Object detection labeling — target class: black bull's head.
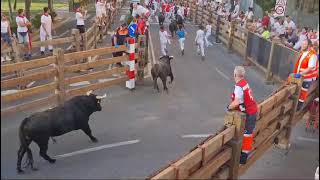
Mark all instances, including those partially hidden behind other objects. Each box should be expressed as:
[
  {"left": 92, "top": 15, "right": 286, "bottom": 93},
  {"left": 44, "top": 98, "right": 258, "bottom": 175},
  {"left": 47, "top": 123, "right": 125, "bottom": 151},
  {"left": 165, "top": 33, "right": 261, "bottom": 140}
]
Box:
[{"left": 86, "top": 90, "right": 107, "bottom": 111}]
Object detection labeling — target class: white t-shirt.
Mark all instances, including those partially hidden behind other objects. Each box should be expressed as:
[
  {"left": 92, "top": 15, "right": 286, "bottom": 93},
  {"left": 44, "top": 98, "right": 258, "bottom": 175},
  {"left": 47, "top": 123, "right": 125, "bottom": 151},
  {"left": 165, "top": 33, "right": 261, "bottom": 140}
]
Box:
[
  {"left": 195, "top": 29, "right": 205, "bottom": 43},
  {"left": 232, "top": 4, "right": 240, "bottom": 17},
  {"left": 284, "top": 20, "right": 296, "bottom": 30},
  {"left": 206, "top": 24, "right": 212, "bottom": 35},
  {"left": 159, "top": 30, "right": 169, "bottom": 44},
  {"left": 234, "top": 85, "right": 244, "bottom": 103},
  {"left": 40, "top": 14, "right": 52, "bottom": 34},
  {"left": 294, "top": 33, "right": 308, "bottom": 50},
  {"left": 76, "top": 12, "right": 85, "bottom": 25},
  {"left": 16, "top": 16, "right": 29, "bottom": 32},
  {"left": 132, "top": 5, "right": 149, "bottom": 17},
  {"left": 274, "top": 22, "right": 285, "bottom": 35},
  {"left": 1, "top": 20, "right": 9, "bottom": 33},
  {"left": 245, "top": 11, "right": 253, "bottom": 20}
]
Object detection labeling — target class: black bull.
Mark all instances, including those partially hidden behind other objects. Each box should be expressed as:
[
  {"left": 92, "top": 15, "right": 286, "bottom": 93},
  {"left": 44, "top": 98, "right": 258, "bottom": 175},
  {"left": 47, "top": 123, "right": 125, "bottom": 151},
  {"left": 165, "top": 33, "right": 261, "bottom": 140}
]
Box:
[
  {"left": 16, "top": 92, "right": 106, "bottom": 173},
  {"left": 151, "top": 55, "right": 174, "bottom": 93}
]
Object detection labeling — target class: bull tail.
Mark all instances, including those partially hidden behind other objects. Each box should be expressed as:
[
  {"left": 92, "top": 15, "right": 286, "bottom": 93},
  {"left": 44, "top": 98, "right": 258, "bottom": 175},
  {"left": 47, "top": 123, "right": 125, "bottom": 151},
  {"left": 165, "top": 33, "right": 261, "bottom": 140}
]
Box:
[{"left": 17, "top": 118, "right": 34, "bottom": 171}]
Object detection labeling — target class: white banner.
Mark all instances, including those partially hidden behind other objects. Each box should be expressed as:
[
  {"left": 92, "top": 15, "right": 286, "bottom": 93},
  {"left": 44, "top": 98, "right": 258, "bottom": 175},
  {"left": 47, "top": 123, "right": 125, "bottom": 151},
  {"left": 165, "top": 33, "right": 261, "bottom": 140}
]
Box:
[{"left": 274, "top": 0, "right": 287, "bottom": 17}]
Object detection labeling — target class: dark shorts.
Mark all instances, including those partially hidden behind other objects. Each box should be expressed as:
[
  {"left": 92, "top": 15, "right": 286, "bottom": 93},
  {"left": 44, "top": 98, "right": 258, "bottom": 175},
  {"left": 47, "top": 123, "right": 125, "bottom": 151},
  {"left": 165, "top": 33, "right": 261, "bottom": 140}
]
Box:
[
  {"left": 77, "top": 25, "right": 85, "bottom": 34},
  {"left": 1, "top": 33, "right": 12, "bottom": 45}
]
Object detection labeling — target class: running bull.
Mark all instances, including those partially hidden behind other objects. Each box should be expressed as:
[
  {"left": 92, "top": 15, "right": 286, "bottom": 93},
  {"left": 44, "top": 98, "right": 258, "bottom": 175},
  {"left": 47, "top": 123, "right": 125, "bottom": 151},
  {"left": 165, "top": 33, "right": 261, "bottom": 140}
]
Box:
[
  {"left": 151, "top": 55, "right": 174, "bottom": 93},
  {"left": 16, "top": 90, "right": 107, "bottom": 173}
]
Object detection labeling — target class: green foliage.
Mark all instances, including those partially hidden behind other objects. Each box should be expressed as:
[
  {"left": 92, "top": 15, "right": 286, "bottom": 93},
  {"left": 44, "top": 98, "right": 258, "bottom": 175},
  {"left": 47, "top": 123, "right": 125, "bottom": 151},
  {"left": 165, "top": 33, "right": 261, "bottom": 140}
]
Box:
[
  {"left": 126, "top": 15, "right": 134, "bottom": 25},
  {"left": 31, "top": 14, "right": 42, "bottom": 29},
  {"left": 254, "top": 0, "right": 276, "bottom": 14}
]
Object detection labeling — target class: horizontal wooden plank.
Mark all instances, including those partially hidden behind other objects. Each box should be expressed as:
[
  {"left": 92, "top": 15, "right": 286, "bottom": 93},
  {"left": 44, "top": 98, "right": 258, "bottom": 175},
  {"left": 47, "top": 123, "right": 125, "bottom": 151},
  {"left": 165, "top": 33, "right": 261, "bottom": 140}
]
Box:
[
  {"left": 253, "top": 120, "right": 278, "bottom": 149},
  {"left": 64, "top": 56, "right": 128, "bottom": 73},
  {"left": 259, "top": 95, "right": 276, "bottom": 116},
  {"left": 254, "top": 105, "right": 282, "bottom": 136},
  {"left": 150, "top": 166, "right": 176, "bottom": 180},
  {"left": 201, "top": 134, "right": 223, "bottom": 165},
  {"left": 212, "top": 166, "right": 230, "bottom": 180},
  {"left": 278, "top": 114, "right": 290, "bottom": 131},
  {"left": 64, "top": 45, "right": 128, "bottom": 63},
  {"left": 220, "top": 125, "right": 236, "bottom": 144},
  {"left": 188, "top": 147, "right": 232, "bottom": 179},
  {"left": 1, "top": 69, "right": 57, "bottom": 89},
  {"left": 65, "top": 67, "right": 127, "bottom": 85},
  {"left": 1, "top": 95, "right": 57, "bottom": 117},
  {"left": 31, "top": 36, "right": 74, "bottom": 48},
  {"left": 173, "top": 148, "right": 203, "bottom": 179},
  {"left": 282, "top": 99, "right": 294, "bottom": 114},
  {"left": 66, "top": 76, "right": 128, "bottom": 98},
  {"left": 1, "top": 82, "right": 57, "bottom": 103},
  {"left": 1, "top": 56, "right": 56, "bottom": 73}
]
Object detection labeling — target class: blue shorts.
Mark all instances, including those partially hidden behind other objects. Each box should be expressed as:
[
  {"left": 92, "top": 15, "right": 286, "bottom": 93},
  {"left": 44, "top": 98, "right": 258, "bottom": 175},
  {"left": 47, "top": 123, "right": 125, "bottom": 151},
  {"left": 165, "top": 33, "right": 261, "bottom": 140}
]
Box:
[
  {"left": 245, "top": 113, "right": 257, "bottom": 134},
  {"left": 1, "top": 33, "right": 12, "bottom": 45},
  {"left": 17, "top": 32, "right": 29, "bottom": 44}
]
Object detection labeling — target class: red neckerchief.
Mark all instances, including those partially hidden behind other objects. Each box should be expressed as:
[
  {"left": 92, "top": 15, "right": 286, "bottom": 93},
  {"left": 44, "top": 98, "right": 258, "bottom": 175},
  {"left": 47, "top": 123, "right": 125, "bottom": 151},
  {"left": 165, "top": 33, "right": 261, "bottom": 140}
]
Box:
[
  {"left": 18, "top": 15, "right": 25, "bottom": 18},
  {"left": 43, "top": 13, "right": 49, "bottom": 17}
]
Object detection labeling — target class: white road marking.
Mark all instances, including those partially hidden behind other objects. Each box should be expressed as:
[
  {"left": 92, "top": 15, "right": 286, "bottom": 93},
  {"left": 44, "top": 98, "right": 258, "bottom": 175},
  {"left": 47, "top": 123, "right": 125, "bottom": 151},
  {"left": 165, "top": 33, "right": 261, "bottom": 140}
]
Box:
[
  {"left": 297, "top": 136, "right": 319, "bottom": 143},
  {"left": 1, "top": 89, "right": 20, "bottom": 95},
  {"left": 98, "top": 78, "right": 117, "bottom": 83},
  {"left": 181, "top": 134, "right": 213, "bottom": 138},
  {"left": 69, "top": 81, "right": 91, "bottom": 87},
  {"left": 120, "top": 15, "right": 126, "bottom": 21},
  {"left": 215, "top": 67, "right": 230, "bottom": 80},
  {"left": 54, "top": 139, "right": 140, "bottom": 159},
  {"left": 26, "top": 81, "right": 35, "bottom": 88}
]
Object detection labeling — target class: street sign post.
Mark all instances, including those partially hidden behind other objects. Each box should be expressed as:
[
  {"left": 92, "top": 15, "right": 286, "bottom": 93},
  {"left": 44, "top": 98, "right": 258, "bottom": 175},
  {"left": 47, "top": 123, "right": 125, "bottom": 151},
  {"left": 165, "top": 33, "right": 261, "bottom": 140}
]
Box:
[{"left": 274, "top": 0, "right": 287, "bottom": 17}]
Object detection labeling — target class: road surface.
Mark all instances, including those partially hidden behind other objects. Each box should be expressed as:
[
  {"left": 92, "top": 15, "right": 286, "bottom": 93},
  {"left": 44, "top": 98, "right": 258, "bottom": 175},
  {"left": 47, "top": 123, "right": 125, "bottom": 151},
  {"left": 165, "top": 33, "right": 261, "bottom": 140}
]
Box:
[{"left": 1, "top": 11, "right": 318, "bottom": 179}]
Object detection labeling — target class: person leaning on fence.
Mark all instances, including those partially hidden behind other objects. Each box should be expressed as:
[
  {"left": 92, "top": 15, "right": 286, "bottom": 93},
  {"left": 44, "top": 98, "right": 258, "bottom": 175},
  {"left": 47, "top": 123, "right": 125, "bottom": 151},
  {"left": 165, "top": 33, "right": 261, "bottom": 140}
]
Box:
[
  {"left": 16, "top": 9, "right": 32, "bottom": 60},
  {"left": 227, "top": 66, "right": 258, "bottom": 165},
  {"left": 112, "top": 23, "right": 129, "bottom": 67},
  {"left": 40, "top": 7, "right": 54, "bottom": 56},
  {"left": 1, "top": 13, "right": 13, "bottom": 62},
  {"left": 293, "top": 39, "right": 319, "bottom": 111}
]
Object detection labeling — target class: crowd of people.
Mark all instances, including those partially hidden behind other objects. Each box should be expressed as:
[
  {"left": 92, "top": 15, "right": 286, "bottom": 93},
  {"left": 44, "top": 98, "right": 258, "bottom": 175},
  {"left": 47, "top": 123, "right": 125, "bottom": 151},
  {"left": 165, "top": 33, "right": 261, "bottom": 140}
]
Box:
[{"left": 1, "top": 0, "right": 117, "bottom": 62}]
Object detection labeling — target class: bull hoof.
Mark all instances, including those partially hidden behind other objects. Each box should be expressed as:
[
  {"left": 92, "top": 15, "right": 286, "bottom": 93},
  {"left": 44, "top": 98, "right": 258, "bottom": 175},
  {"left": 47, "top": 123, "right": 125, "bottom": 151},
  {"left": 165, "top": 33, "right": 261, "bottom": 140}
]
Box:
[
  {"left": 17, "top": 168, "right": 25, "bottom": 174},
  {"left": 49, "top": 159, "right": 56, "bottom": 164},
  {"left": 91, "top": 138, "right": 98, "bottom": 143}
]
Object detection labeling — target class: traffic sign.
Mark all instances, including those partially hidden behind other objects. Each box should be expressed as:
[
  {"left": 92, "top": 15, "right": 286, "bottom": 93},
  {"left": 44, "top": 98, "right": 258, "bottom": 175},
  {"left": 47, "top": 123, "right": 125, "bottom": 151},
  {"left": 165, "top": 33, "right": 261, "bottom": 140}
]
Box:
[
  {"left": 274, "top": 0, "right": 287, "bottom": 17},
  {"left": 128, "top": 23, "right": 137, "bottom": 37}
]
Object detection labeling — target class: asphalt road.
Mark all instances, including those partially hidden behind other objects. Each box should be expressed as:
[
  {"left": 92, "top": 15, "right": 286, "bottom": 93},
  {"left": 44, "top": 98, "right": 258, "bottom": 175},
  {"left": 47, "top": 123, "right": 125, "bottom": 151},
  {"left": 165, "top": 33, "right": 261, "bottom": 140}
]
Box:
[{"left": 1, "top": 14, "right": 318, "bottom": 179}]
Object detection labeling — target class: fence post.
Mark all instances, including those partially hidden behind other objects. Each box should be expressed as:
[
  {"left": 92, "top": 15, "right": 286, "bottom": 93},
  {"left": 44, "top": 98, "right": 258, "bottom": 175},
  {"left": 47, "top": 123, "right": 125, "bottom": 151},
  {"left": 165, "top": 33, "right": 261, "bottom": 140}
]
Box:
[
  {"left": 72, "top": 29, "right": 80, "bottom": 52},
  {"left": 265, "top": 41, "right": 275, "bottom": 84},
  {"left": 228, "top": 21, "right": 235, "bottom": 52},
  {"left": 12, "top": 38, "right": 26, "bottom": 89},
  {"left": 126, "top": 37, "right": 136, "bottom": 90},
  {"left": 93, "top": 23, "right": 98, "bottom": 49},
  {"left": 224, "top": 111, "right": 246, "bottom": 179},
  {"left": 137, "top": 35, "right": 146, "bottom": 84},
  {"left": 275, "top": 73, "right": 303, "bottom": 150},
  {"left": 53, "top": 48, "right": 66, "bottom": 105}
]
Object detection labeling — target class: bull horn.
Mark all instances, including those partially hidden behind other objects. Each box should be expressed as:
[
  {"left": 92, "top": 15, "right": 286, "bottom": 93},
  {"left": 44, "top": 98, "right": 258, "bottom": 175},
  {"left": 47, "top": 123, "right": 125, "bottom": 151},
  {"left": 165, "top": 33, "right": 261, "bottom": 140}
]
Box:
[
  {"left": 86, "top": 90, "right": 93, "bottom": 96},
  {"left": 96, "top": 93, "right": 107, "bottom": 99}
]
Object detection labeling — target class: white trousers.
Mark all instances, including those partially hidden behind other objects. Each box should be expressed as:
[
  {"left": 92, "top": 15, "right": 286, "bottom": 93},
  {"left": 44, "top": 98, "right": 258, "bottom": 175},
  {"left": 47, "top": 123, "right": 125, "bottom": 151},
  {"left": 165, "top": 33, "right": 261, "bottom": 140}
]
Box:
[
  {"left": 178, "top": 38, "right": 185, "bottom": 51},
  {"left": 40, "top": 31, "right": 53, "bottom": 52},
  {"left": 205, "top": 33, "right": 212, "bottom": 47},
  {"left": 197, "top": 40, "right": 205, "bottom": 56},
  {"left": 160, "top": 42, "right": 168, "bottom": 56}
]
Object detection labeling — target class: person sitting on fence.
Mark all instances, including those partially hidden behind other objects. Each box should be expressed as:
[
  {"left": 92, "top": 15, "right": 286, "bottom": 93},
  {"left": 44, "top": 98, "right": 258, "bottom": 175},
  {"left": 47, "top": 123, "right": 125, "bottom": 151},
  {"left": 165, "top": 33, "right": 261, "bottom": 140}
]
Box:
[
  {"left": 293, "top": 39, "right": 319, "bottom": 111},
  {"left": 1, "top": 13, "right": 13, "bottom": 62},
  {"left": 227, "top": 66, "right": 258, "bottom": 165},
  {"left": 75, "top": 6, "right": 87, "bottom": 46},
  {"left": 16, "top": 9, "right": 32, "bottom": 60},
  {"left": 40, "top": 7, "right": 54, "bottom": 56},
  {"left": 112, "top": 23, "right": 129, "bottom": 68}
]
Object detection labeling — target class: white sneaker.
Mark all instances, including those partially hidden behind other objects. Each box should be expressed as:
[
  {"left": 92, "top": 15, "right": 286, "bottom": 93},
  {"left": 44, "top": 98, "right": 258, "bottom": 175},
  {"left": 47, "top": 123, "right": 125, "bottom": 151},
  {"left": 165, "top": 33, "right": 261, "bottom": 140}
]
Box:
[{"left": 5, "top": 55, "right": 12, "bottom": 61}]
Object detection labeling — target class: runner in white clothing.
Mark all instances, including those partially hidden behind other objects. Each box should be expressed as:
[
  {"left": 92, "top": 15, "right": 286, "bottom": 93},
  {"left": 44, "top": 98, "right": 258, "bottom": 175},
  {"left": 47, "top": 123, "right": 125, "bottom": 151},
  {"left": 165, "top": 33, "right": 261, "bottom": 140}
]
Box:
[
  {"left": 205, "top": 24, "right": 212, "bottom": 47},
  {"left": 40, "top": 7, "right": 54, "bottom": 55},
  {"left": 159, "top": 25, "right": 171, "bottom": 56},
  {"left": 195, "top": 25, "right": 205, "bottom": 60}
]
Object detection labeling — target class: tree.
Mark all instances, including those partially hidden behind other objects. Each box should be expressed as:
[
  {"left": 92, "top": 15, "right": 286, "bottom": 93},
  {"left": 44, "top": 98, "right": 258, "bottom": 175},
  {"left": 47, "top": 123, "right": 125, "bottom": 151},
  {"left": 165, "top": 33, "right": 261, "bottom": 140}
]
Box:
[
  {"left": 7, "top": 0, "right": 13, "bottom": 21},
  {"left": 48, "top": 0, "right": 53, "bottom": 12},
  {"left": 13, "top": 0, "right": 31, "bottom": 19},
  {"left": 254, "top": 0, "right": 276, "bottom": 15}
]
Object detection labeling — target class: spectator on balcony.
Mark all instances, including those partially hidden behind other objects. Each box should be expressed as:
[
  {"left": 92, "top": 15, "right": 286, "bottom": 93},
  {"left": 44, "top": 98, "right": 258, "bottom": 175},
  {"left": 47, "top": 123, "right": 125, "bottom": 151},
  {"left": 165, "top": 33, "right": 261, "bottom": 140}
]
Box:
[
  {"left": 40, "top": 7, "right": 54, "bottom": 56},
  {"left": 244, "top": 7, "right": 254, "bottom": 23},
  {"left": 284, "top": 15, "right": 296, "bottom": 31},
  {"left": 1, "top": 13, "right": 12, "bottom": 62},
  {"left": 274, "top": 18, "right": 285, "bottom": 38},
  {"left": 16, "top": 9, "right": 32, "bottom": 60},
  {"left": 261, "top": 11, "right": 270, "bottom": 28}
]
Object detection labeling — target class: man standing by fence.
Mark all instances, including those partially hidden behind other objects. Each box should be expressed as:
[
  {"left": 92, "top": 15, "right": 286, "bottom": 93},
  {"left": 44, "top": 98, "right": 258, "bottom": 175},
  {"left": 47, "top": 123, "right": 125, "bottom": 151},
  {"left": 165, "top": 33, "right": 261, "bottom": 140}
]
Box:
[
  {"left": 40, "top": 7, "right": 53, "bottom": 55},
  {"left": 227, "top": 66, "right": 258, "bottom": 165},
  {"left": 293, "top": 39, "right": 319, "bottom": 111}
]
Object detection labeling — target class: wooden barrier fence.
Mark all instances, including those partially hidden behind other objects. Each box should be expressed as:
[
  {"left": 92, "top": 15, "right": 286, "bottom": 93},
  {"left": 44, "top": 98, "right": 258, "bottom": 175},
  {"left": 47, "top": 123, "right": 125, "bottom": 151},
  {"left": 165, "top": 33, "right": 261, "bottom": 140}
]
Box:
[
  {"left": 1, "top": 34, "right": 148, "bottom": 116},
  {"left": 148, "top": 74, "right": 319, "bottom": 179}
]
